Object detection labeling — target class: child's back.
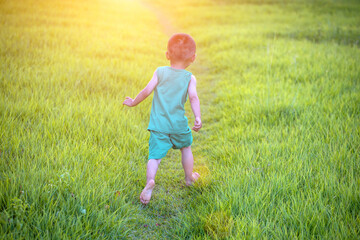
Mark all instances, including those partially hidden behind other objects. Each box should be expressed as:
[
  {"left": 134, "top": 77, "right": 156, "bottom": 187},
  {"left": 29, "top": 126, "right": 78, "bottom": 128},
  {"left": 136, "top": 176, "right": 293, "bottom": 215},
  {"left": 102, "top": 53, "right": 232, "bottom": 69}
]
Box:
[{"left": 148, "top": 66, "right": 192, "bottom": 133}]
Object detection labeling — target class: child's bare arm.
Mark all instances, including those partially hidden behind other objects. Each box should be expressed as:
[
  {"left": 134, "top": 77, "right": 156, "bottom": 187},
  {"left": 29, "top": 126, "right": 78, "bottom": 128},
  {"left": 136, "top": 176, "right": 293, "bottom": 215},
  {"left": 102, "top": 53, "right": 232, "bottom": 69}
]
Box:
[
  {"left": 188, "top": 75, "right": 202, "bottom": 132},
  {"left": 123, "top": 71, "right": 158, "bottom": 107}
]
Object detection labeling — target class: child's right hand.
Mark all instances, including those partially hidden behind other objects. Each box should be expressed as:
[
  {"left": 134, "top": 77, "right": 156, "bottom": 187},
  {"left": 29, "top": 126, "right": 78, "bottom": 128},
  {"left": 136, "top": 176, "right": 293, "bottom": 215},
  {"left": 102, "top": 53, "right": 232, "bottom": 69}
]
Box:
[
  {"left": 123, "top": 97, "right": 134, "bottom": 107},
  {"left": 192, "top": 117, "right": 202, "bottom": 132}
]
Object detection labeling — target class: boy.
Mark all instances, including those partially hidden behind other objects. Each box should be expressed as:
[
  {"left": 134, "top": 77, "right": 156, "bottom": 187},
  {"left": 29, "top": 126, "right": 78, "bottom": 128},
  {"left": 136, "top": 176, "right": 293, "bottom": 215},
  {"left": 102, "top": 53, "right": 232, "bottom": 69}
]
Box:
[{"left": 123, "top": 33, "right": 202, "bottom": 205}]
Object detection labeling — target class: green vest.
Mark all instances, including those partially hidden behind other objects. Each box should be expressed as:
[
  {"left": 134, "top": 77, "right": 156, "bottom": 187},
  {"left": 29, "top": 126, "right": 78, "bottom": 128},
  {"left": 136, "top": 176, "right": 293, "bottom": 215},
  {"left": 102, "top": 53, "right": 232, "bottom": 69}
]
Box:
[{"left": 147, "top": 66, "right": 192, "bottom": 134}]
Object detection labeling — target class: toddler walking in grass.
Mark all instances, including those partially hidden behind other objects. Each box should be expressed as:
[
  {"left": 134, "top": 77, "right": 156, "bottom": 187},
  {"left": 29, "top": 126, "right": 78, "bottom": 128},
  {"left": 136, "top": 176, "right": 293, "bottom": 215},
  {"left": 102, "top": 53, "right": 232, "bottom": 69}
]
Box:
[{"left": 123, "top": 33, "right": 202, "bottom": 205}]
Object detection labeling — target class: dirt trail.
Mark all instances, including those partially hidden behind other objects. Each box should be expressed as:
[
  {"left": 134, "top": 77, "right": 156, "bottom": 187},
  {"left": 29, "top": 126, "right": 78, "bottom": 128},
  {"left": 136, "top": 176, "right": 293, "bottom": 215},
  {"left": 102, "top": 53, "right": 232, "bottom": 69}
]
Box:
[
  {"left": 129, "top": 1, "right": 216, "bottom": 239},
  {"left": 140, "top": 1, "right": 177, "bottom": 36}
]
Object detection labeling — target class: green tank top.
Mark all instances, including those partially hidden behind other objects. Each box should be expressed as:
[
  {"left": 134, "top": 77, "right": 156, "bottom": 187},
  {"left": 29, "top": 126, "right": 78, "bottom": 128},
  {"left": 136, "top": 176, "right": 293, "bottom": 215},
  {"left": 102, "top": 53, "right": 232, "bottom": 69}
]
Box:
[{"left": 147, "top": 66, "right": 192, "bottom": 134}]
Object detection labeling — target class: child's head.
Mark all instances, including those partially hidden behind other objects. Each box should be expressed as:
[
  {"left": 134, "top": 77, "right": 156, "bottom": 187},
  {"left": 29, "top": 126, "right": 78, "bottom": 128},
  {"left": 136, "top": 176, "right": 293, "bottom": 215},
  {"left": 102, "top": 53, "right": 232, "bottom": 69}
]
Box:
[{"left": 166, "top": 33, "right": 196, "bottom": 65}]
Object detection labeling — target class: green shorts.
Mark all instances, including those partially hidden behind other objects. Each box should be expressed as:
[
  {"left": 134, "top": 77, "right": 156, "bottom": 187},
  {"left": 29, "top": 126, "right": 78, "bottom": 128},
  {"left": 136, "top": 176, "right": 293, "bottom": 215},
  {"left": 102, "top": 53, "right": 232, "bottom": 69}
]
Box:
[{"left": 148, "top": 128, "right": 193, "bottom": 160}]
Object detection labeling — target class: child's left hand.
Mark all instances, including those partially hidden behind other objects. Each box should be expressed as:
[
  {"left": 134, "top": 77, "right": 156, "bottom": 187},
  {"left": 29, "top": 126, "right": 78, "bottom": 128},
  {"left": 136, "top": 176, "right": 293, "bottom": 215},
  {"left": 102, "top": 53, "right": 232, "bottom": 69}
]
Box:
[{"left": 123, "top": 97, "right": 134, "bottom": 107}]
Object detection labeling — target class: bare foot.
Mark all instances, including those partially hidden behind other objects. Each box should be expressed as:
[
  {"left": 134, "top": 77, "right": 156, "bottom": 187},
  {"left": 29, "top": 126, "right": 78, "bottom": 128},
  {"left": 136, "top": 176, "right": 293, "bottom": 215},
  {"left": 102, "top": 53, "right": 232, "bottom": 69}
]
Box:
[
  {"left": 140, "top": 180, "right": 155, "bottom": 205},
  {"left": 186, "top": 172, "right": 200, "bottom": 186}
]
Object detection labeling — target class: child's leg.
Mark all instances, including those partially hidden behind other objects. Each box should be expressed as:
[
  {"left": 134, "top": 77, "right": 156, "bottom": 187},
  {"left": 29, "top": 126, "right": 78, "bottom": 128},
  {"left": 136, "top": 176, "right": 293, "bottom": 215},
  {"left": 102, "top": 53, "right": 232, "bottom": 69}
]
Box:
[
  {"left": 180, "top": 146, "right": 200, "bottom": 186},
  {"left": 140, "top": 159, "right": 161, "bottom": 205},
  {"left": 146, "top": 159, "right": 161, "bottom": 183}
]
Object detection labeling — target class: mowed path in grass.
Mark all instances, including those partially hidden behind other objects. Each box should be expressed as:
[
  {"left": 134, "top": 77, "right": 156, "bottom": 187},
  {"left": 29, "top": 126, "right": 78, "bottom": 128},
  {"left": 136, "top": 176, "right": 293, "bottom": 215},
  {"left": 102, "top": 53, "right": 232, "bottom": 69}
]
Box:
[{"left": 126, "top": 1, "right": 216, "bottom": 239}]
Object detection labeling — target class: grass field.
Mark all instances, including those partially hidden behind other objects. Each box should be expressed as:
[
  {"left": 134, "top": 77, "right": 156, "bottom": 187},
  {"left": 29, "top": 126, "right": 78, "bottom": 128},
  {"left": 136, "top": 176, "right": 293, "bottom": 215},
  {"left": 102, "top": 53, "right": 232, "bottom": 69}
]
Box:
[{"left": 1, "top": 0, "right": 359, "bottom": 239}]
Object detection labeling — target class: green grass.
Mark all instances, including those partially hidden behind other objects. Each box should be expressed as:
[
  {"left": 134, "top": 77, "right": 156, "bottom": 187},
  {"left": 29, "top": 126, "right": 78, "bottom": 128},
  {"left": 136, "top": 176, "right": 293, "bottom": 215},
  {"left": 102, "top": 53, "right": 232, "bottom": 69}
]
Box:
[{"left": 1, "top": 0, "right": 359, "bottom": 239}]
